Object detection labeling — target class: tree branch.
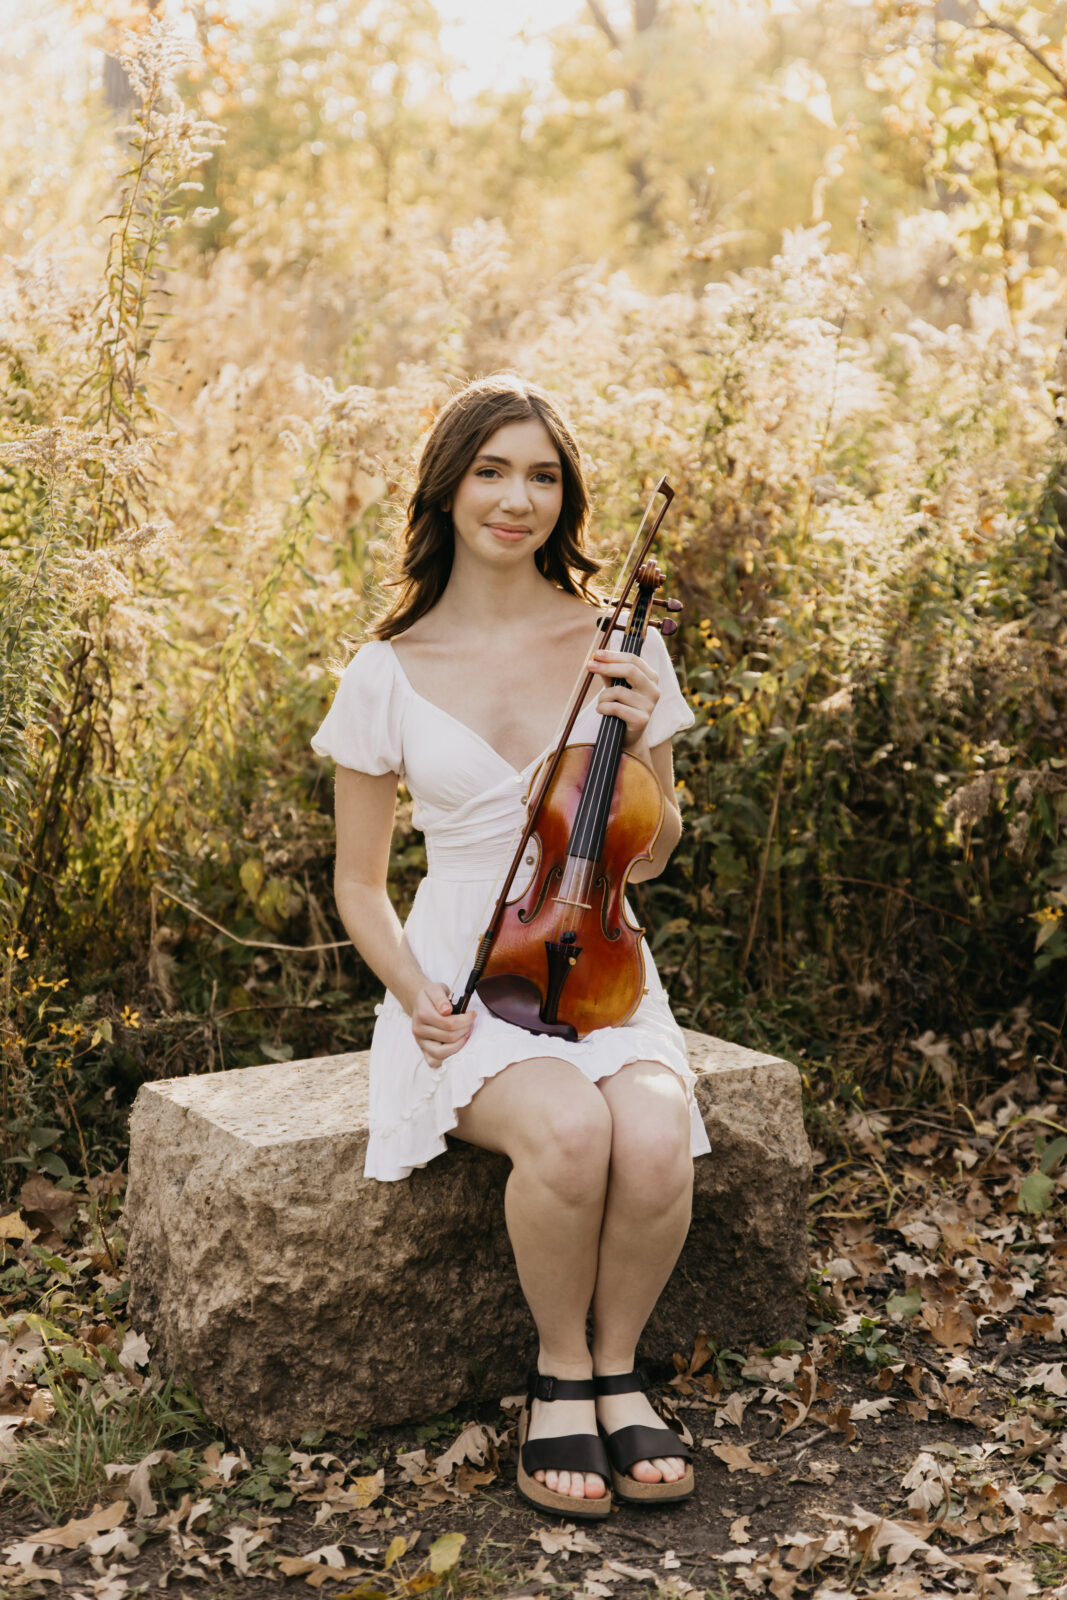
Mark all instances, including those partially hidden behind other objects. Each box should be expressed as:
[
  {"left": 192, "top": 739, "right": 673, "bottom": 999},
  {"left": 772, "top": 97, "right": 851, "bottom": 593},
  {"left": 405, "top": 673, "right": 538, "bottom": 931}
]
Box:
[
  {"left": 973, "top": 6, "right": 1067, "bottom": 102},
  {"left": 586, "top": 0, "right": 622, "bottom": 50}
]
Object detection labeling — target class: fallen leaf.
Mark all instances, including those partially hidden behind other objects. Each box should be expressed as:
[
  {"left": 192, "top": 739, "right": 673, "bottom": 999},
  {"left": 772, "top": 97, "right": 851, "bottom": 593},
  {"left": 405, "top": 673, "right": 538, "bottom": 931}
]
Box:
[
  {"left": 219, "top": 1523, "right": 268, "bottom": 1577},
  {"left": 27, "top": 1388, "right": 54, "bottom": 1424},
  {"left": 533, "top": 1525, "right": 601, "bottom": 1557},
  {"left": 31, "top": 1501, "right": 129, "bottom": 1550},
  {"left": 395, "top": 1448, "right": 428, "bottom": 1482},
  {"left": 118, "top": 1330, "right": 151, "bottom": 1373},
  {"left": 902, "top": 1452, "right": 948, "bottom": 1514},
  {"left": 811, "top": 1404, "right": 858, "bottom": 1443},
  {"left": 105, "top": 1449, "right": 174, "bottom": 1517},
  {"left": 835, "top": 1506, "right": 957, "bottom": 1569},
  {"left": 849, "top": 1396, "right": 895, "bottom": 1421},
  {"left": 19, "top": 1175, "right": 79, "bottom": 1235},
  {"left": 685, "top": 1330, "right": 715, "bottom": 1376},
  {"left": 383, "top": 1536, "right": 406, "bottom": 1570},
  {"left": 1021, "top": 1361, "right": 1067, "bottom": 1397},
  {"left": 921, "top": 1302, "right": 976, "bottom": 1351},
  {"left": 350, "top": 1472, "right": 385, "bottom": 1508},
  {"left": 312, "top": 1469, "right": 385, "bottom": 1521},
  {"left": 729, "top": 1515, "right": 752, "bottom": 1543},
  {"left": 428, "top": 1532, "right": 465, "bottom": 1574},
  {"left": 87, "top": 1527, "right": 140, "bottom": 1561},
  {"left": 0, "top": 1416, "right": 30, "bottom": 1461},
  {"left": 1, "top": 1556, "right": 63, "bottom": 1584},
  {"left": 199, "top": 1444, "right": 249, "bottom": 1486},
  {"left": 276, "top": 1546, "right": 353, "bottom": 1586},
  {"left": 714, "top": 1391, "right": 750, "bottom": 1429},
  {"left": 658, "top": 1577, "right": 699, "bottom": 1598},
  {"left": 710, "top": 1442, "right": 777, "bottom": 1476},
  {"left": 434, "top": 1423, "right": 491, "bottom": 1478},
  {"left": 453, "top": 1462, "right": 496, "bottom": 1494},
  {"left": 0, "top": 1212, "right": 35, "bottom": 1245}
]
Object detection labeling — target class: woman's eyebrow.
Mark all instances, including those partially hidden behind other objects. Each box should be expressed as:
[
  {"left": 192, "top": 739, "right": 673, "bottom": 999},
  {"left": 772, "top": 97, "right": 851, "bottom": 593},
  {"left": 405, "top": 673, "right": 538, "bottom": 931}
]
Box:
[{"left": 473, "top": 453, "right": 561, "bottom": 469}]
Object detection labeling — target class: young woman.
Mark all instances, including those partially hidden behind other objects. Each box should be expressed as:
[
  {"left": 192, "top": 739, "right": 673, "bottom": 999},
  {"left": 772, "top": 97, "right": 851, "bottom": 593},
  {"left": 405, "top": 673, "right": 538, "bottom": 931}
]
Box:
[{"left": 311, "top": 373, "right": 711, "bottom": 1518}]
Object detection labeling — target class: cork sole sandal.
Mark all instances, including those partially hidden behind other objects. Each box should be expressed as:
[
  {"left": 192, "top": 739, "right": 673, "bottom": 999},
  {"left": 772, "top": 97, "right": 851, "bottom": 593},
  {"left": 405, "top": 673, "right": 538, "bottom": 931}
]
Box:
[
  {"left": 595, "top": 1370, "right": 695, "bottom": 1506},
  {"left": 515, "top": 1373, "right": 613, "bottom": 1521}
]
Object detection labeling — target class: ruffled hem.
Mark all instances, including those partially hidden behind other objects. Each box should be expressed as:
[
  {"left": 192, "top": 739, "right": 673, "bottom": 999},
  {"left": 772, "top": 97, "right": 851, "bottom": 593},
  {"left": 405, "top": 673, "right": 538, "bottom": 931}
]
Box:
[{"left": 363, "top": 993, "right": 712, "bottom": 1183}]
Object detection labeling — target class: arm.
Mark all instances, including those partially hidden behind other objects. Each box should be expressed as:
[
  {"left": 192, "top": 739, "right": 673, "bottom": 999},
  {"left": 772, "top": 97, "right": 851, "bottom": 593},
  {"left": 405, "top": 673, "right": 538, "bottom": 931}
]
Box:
[{"left": 333, "top": 765, "right": 472, "bottom": 1066}]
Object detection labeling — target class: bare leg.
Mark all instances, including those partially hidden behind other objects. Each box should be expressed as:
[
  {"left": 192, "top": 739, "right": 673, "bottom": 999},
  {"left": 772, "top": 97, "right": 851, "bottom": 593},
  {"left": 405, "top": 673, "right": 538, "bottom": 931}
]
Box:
[
  {"left": 451, "top": 1057, "right": 612, "bottom": 1501},
  {"left": 592, "top": 1061, "right": 694, "bottom": 1484}
]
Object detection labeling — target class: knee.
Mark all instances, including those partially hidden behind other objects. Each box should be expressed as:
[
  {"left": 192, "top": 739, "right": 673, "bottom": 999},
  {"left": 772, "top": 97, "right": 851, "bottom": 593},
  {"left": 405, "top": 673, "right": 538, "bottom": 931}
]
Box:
[
  {"left": 610, "top": 1104, "right": 693, "bottom": 1209},
  {"left": 520, "top": 1085, "right": 613, "bottom": 1204}
]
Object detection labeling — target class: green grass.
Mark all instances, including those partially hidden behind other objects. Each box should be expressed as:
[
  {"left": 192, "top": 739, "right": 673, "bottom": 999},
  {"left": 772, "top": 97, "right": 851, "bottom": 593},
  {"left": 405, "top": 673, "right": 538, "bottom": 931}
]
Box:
[{"left": 3, "top": 1371, "right": 208, "bottom": 1518}]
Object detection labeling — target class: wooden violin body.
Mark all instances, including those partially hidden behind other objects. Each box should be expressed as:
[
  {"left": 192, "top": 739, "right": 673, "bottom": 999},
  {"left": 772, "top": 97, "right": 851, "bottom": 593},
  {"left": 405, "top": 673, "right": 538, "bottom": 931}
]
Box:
[{"left": 477, "top": 745, "right": 665, "bottom": 1040}]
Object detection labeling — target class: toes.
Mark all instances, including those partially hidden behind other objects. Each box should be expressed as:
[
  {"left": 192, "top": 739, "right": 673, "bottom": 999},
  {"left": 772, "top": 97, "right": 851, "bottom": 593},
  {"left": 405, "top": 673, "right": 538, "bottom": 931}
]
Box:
[
  {"left": 544, "top": 1469, "right": 559, "bottom": 1491},
  {"left": 629, "top": 1456, "right": 688, "bottom": 1483},
  {"left": 584, "top": 1474, "right": 607, "bottom": 1499}
]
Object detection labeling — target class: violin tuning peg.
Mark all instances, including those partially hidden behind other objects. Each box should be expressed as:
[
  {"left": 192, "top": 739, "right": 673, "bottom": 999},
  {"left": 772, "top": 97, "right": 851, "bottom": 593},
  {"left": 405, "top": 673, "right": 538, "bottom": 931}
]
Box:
[
  {"left": 652, "top": 596, "right": 683, "bottom": 613},
  {"left": 659, "top": 617, "right": 679, "bottom": 636}
]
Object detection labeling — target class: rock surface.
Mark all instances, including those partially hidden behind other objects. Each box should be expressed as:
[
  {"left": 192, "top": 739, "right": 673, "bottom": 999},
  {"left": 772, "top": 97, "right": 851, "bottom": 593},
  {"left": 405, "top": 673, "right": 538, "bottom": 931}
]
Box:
[{"left": 125, "top": 1031, "right": 811, "bottom": 1446}]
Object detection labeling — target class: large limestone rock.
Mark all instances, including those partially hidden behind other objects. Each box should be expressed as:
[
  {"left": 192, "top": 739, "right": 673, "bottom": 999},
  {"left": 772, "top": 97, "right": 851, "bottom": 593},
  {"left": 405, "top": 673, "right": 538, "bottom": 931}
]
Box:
[{"left": 125, "top": 1032, "right": 810, "bottom": 1447}]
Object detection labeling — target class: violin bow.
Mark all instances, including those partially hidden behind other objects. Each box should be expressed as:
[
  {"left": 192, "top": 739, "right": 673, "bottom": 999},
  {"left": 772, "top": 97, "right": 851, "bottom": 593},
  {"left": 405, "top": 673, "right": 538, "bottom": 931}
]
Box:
[{"left": 451, "top": 476, "right": 676, "bottom": 1015}]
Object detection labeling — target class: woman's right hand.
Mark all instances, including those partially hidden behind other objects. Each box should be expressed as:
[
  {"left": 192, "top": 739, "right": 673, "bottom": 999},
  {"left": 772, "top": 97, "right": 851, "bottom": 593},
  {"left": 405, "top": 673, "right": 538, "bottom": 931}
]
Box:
[{"left": 411, "top": 982, "right": 474, "bottom": 1069}]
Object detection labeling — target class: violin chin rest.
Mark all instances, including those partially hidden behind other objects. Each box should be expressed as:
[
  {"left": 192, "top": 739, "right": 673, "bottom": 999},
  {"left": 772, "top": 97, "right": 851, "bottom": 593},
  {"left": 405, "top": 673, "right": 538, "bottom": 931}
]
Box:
[{"left": 476, "top": 974, "right": 580, "bottom": 1043}]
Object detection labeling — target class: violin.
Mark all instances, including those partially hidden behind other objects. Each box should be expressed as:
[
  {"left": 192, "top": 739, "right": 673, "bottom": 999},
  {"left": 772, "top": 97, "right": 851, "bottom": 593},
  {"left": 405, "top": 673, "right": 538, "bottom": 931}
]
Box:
[{"left": 451, "top": 479, "right": 683, "bottom": 1040}]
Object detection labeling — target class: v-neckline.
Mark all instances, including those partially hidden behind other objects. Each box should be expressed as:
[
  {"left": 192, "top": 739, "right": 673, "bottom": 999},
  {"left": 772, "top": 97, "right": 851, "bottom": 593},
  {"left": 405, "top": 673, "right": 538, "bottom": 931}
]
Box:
[{"left": 385, "top": 640, "right": 554, "bottom": 777}]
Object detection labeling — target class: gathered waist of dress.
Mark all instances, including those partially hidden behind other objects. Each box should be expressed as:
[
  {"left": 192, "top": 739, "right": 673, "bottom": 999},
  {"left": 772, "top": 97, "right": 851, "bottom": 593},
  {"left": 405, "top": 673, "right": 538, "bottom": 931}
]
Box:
[
  {"left": 419, "top": 798, "right": 520, "bottom": 881},
  {"left": 424, "top": 835, "right": 537, "bottom": 891}
]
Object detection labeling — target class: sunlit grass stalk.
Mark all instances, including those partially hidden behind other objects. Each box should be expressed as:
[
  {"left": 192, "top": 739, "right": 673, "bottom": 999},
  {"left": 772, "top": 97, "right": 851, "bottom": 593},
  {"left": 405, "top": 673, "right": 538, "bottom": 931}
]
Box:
[
  {"left": 97, "top": 439, "right": 332, "bottom": 904},
  {"left": 737, "top": 209, "right": 871, "bottom": 982},
  {"left": 14, "top": 23, "right": 220, "bottom": 948}
]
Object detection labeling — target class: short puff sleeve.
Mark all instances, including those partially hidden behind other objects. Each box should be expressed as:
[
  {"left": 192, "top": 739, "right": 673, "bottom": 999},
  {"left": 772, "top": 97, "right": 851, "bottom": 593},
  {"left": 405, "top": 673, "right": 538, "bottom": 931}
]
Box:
[
  {"left": 642, "top": 624, "right": 695, "bottom": 747},
  {"left": 310, "top": 640, "right": 405, "bottom": 777}
]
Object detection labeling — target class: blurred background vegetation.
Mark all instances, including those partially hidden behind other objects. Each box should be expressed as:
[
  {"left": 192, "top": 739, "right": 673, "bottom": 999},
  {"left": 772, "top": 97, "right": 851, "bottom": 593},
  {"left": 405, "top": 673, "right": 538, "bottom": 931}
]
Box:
[{"left": 1, "top": 0, "right": 1066, "bottom": 1195}]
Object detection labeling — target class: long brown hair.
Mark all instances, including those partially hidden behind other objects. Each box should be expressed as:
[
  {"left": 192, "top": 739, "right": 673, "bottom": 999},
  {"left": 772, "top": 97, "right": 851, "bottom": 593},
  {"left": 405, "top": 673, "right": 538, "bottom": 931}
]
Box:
[{"left": 370, "top": 373, "right": 600, "bottom": 640}]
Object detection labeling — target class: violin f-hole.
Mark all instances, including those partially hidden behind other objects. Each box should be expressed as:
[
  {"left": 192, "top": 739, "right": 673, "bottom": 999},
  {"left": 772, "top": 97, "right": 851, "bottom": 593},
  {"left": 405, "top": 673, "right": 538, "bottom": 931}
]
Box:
[
  {"left": 518, "top": 863, "right": 563, "bottom": 925},
  {"left": 595, "top": 873, "right": 622, "bottom": 942}
]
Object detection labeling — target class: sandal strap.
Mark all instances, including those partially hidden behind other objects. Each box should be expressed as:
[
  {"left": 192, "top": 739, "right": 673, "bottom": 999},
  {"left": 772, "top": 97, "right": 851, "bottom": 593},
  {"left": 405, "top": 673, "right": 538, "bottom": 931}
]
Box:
[
  {"left": 600, "top": 1422, "right": 692, "bottom": 1475},
  {"left": 526, "top": 1370, "right": 597, "bottom": 1403},
  {"left": 593, "top": 1366, "right": 653, "bottom": 1396},
  {"left": 521, "top": 1430, "right": 612, "bottom": 1480}
]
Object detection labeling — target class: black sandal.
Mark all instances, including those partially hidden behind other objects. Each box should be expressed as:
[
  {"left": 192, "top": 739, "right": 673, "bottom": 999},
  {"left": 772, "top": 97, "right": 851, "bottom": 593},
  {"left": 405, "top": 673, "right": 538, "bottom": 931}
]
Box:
[
  {"left": 516, "top": 1371, "right": 613, "bottom": 1519},
  {"left": 594, "top": 1368, "right": 694, "bottom": 1504}
]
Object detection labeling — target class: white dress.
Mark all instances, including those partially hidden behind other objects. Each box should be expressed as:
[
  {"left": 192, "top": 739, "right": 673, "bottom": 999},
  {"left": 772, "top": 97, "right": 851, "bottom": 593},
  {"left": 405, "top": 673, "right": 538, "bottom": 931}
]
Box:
[{"left": 311, "top": 626, "right": 713, "bottom": 1182}]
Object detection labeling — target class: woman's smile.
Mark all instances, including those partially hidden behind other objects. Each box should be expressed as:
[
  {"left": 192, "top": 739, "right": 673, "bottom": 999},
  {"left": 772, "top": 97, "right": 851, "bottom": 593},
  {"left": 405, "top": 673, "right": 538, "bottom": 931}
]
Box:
[{"left": 450, "top": 417, "right": 564, "bottom": 563}]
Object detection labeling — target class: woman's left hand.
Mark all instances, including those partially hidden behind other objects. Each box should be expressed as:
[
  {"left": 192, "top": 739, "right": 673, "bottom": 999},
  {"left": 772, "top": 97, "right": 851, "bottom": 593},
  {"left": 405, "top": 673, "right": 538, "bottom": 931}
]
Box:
[{"left": 588, "top": 648, "right": 660, "bottom": 749}]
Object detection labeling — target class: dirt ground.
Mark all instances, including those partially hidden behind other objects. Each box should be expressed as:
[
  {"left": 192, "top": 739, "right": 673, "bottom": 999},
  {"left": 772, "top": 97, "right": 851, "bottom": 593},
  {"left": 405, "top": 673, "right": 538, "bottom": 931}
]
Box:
[{"left": 2, "top": 1048, "right": 1067, "bottom": 1599}]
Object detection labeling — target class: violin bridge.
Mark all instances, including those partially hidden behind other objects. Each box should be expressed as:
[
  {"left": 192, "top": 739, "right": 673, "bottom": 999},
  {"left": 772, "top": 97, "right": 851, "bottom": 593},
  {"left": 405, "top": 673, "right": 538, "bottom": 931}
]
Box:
[{"left": 551, "top": 895, "right": 594, "bottom": 911}]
